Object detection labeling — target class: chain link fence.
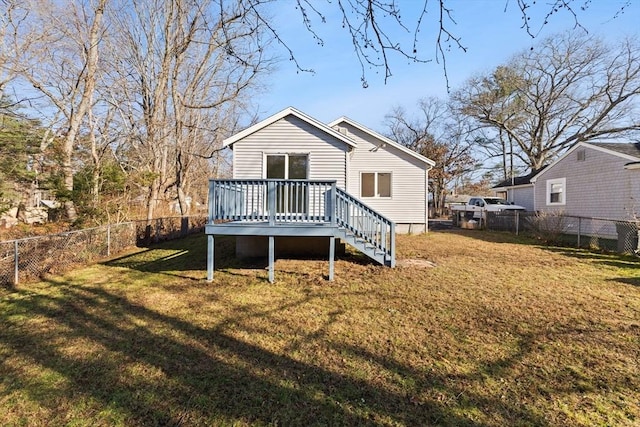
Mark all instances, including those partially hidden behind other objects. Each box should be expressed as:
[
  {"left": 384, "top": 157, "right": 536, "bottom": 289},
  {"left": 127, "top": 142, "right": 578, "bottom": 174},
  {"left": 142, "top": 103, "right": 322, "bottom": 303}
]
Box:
[
  {"left": 1, "top": 216, "right": 207, "bottom": 286},
  {"left": 134, "top": 216, "right": 207, "bottom": 246},
  {"left": 485, "top": 211, "right": 640, "bottom": 254}
]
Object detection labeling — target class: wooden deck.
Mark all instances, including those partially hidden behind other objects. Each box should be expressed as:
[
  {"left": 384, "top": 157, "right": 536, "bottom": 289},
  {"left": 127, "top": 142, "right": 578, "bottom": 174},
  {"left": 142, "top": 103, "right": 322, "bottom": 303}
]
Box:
[{"left": 206, "top": 179, "right": 395, "bottom": 282}]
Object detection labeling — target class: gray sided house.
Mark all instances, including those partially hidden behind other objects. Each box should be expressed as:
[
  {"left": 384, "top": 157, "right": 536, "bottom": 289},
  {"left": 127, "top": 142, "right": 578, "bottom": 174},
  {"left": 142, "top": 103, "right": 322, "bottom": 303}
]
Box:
[
  {"left": 205, "top": 107, "right": 435, "bottom": 282},
  {"left": 531, "top": 142, "right": 640, "bottom": 219}
]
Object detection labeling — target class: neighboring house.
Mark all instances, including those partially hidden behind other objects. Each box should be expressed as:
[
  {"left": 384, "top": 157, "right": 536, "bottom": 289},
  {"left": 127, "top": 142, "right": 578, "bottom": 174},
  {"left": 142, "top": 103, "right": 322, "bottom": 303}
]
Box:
[
  {"left": 205, "top": 107, "right": 435, "bottom": 282},
  {"left": 530, "top": 142, "right": 640, "bottom": 219},
  {"left": 492, "top": 168, "right": 546, "bottom": 212}
]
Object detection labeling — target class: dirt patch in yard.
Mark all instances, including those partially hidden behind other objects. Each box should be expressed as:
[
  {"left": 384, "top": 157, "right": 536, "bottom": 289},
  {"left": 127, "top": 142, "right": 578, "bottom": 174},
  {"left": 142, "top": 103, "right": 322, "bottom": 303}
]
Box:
[{"left": 396, "top": 258, "right": 437, "bottom": 268}]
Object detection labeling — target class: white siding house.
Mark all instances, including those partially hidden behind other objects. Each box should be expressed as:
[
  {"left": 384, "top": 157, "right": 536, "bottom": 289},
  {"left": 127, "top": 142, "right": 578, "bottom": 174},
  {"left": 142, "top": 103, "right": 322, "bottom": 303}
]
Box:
[
  {"left": 230, "top": 112, "right": 353, "bottom": 188},
  {"left": 531, "top": 142, "right": 640, "bottom": 219},
  {"left": 223, "top": 107, "right": 435, "bottom": 233},
  {"left": 329, "top": 117, "right": 434, "bottom": 233}
]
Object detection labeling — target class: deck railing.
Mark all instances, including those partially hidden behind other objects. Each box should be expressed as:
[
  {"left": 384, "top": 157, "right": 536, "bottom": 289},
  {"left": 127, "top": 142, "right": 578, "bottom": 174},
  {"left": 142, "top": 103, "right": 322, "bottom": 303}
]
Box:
[
  {"left": 335, "top": 187, "right": 395, "bottom": 264},
  {"left": 209, "top": 179, "right": 337, "bottom": 224},
  {"left": 208, "top": 179, "right": 394, "bottom": 265}
]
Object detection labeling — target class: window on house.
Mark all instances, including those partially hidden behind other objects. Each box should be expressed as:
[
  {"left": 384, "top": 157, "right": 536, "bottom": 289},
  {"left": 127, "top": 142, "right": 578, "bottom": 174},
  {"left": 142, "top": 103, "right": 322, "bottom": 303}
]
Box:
[
  {"left": 577, "top": 149, "right": 586, "bottom": 161},
  {"left": 361, "top": 172, "right": 392, "bottom": 198},
  {"left": 546, "top": 178, "right": 566, "bottom": 206}
]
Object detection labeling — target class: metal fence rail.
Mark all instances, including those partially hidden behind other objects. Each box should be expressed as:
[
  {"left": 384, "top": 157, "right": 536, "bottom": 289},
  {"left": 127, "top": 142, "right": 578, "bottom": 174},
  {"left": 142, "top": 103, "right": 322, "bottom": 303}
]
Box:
[
  {"left": 485, "top": 211, "right": 640, "bottom": 254},
  {"left": 1, "top": 216, "right": 207, "bottom": 286}
]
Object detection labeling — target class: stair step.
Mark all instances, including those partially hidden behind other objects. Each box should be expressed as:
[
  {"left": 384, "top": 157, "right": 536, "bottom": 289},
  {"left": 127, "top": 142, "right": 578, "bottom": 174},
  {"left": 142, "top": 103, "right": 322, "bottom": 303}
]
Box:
[{"left": 335, "top": 227, "right": 393, "bottom": 267}]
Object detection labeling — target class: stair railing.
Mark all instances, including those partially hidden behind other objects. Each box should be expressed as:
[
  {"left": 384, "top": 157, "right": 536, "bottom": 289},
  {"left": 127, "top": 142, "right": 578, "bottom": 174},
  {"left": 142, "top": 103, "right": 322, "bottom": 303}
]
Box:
[{"left": 334, "top": 188, "right": 395, "bottom": 266}]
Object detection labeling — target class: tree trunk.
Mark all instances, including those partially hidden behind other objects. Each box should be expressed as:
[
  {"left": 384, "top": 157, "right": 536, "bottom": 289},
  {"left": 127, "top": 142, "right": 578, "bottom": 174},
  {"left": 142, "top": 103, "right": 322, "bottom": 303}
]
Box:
[{"left": 61, "top": 0, "right": 106, "bottom": 222}]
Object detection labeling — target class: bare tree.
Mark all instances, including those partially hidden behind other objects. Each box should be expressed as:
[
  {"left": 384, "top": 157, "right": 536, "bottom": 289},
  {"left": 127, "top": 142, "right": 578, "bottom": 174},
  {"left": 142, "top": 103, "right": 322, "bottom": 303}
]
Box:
[
  {"left": 107, "top": 0, "right": 269, "bottom": 221},
  {"left": 0, "top": 1, "right": 14, "bottom": 99},
  {"left": 384, "top": 97, "right": 476, "bottom": 217},
  {"left": 169, "top": 1, "right": 268, "bottom": 217},
  {"left": 5, "top": 0, "right": 107, "bottom": 221},
  {"left": 455, "top": 32, "right": 640, "bottom": 171}
]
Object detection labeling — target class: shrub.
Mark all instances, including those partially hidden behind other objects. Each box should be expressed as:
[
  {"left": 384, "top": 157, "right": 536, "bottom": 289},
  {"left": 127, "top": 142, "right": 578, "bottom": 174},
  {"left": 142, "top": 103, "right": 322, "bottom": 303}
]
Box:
[{"left": 525, "top": 211, "right": 568, "bottom": 244}]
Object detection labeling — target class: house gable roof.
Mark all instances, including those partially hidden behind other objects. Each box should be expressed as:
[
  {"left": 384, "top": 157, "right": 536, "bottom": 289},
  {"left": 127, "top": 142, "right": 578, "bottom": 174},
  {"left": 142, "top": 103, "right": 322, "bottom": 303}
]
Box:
[
  {"left": 530, "top": 141, "right": 640, "bottom": 183},
  {"left": 588, "top": 142, "right": 640, "bottom": 158},
  {"left": 223, "top": 107, "right": 357, "bottom": 148},
  {"left": 492, "top": 166, "right": 548, "bottom": 189},
  {"left": 328, "top": 116, "right": 436, "bottom": 167}
]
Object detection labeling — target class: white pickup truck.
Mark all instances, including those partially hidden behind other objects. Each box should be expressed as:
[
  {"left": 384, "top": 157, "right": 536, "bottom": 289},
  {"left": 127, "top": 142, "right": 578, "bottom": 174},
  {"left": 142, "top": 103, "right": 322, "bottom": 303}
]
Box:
[{"left": 451, "top": 197, "right": 526, "bottom": 221}]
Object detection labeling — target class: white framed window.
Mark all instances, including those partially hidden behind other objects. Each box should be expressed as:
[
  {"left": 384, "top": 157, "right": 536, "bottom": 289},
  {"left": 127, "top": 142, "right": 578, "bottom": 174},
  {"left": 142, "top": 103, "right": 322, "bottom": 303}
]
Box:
[
  {"left": 546, "top": 178, "right": 566, "bottom": 206},
  {"left": 263, "top": 153, "right": 308, "bottom": 179},
  {"left": 361, "top": 172, "right": 392, "bottom": 198}
]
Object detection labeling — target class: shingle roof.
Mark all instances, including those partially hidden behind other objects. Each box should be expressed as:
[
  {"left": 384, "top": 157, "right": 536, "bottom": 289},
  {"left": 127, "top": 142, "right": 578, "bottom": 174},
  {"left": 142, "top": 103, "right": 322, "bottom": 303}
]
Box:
[
  {"left": 588, "top": 142, "right": 640, "bottom": 158},
  {"left": 494, "top": 142, "right": 640, "bottom": 188},
  {"left": 492, "top": 166, "right": 547, "bottom": 189}
]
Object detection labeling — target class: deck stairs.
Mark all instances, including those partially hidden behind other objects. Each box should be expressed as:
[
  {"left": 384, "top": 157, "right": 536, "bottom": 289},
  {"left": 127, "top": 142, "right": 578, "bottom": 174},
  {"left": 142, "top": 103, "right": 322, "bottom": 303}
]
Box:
[{"left": 333, "top": 187, "right": 395, "bottom": 267}]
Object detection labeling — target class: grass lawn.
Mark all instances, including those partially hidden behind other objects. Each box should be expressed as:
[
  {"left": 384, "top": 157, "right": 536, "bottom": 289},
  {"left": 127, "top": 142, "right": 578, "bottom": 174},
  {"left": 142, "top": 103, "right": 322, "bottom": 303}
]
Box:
[{"left": 1, "top": 230, "right": 638, "bottom": 426}]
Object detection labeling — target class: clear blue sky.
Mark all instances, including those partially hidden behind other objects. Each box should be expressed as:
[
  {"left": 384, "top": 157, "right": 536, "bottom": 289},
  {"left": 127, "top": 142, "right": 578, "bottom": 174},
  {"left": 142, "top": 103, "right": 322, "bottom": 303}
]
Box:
[{"left": 256, "top": 0, "right": 639, "bottom": 133}]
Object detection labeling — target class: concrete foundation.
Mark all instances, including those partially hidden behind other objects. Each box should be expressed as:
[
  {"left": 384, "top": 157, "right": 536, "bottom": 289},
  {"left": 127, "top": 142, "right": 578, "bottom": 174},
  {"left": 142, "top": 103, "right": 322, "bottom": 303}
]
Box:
[{"left": 395, "top": 223, "right": 427, "bottom": 234}]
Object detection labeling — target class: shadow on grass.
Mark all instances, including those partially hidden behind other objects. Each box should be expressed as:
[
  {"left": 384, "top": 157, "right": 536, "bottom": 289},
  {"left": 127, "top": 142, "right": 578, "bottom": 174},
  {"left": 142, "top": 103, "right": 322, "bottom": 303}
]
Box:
[
  {"left": 542, "top": 245, "right": 640, "bottom": 273},
  {"left": 0, "top": 277, "right": 565, "bottom": 426},
  {"left": 607, "top": 277, "right": 640, "bottom": 287},
  {"left": 104, "top": 234, "right": 269, "bottom": 279},
  {"left": 0, "top": 268, "right": 628, "bottom": 426},
  {"left": 428, "top": 228, "right": 535, "bottom": 245},
  {"left": 438, "top": 228, "right": 640, "bottom": 272}
]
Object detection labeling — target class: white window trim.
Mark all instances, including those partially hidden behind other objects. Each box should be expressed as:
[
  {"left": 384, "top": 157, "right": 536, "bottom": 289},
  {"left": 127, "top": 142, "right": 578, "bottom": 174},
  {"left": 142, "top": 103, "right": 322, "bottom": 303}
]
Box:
[
  {"left": 546, "top": 177, "right": 566, "bottom": 206},
  {"left": 360, "top": 171, "right": 392, "bottom": 198},
  {"left": 262, "top": 152, "right": 309, "bottom": 179}
]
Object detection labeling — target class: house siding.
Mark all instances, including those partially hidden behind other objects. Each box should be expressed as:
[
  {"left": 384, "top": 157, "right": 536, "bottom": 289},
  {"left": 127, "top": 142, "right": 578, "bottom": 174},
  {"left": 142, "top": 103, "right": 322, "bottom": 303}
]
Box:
[
  {"left": 533, "top": 145, "right": 640, "bottom": 220},
  {"left": 505, "top": 186, "right": 534, "bottom": 211},
  {"left": 338, "top": 123, "right": 428, "bottom": 228},
  {"left": 232, "top": 116, "right": 348, "bottom": 188}
]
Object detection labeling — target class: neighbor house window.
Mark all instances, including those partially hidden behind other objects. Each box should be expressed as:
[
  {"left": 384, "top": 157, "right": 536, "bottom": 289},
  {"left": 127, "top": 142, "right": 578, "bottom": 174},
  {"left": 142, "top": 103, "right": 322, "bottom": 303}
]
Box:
[
  {"left": 546, "top": 178, "right": 566, "bottom": 206},
  {"left": 361, "top": 172, "right": 392, "bottom": 198}
]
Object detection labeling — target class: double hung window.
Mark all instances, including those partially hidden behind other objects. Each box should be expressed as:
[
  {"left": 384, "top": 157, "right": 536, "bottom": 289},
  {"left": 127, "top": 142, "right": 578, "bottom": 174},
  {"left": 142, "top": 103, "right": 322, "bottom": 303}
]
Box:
[
  {"left": 361, "top": 172, "right": 392, "bottom": 198},
  {"left": 546, "top": 178, "right": 566, "bottom": 206}
]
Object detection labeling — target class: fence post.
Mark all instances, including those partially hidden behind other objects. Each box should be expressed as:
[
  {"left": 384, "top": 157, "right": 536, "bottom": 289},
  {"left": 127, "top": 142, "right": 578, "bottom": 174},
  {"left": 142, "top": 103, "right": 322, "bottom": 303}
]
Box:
[
  {"left": 577, "top": 217, "right": 582, "bottom": 248},
  {"left": 14, "top": 240, "right": 19, "bottom": 286},
  {"left": 515, "top": 211, "right": 519, "bottom": 235},
  {"left": 181, "top": 216, "right": 189, "bottom": 237}
]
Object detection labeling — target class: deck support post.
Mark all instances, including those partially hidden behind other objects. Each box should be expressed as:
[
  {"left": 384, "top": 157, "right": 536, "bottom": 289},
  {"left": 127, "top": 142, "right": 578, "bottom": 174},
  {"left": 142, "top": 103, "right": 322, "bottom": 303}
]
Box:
[
  {"left": 389, "top": 222, "right": 396, "bottom": 268},
  {"left": 268, "top": 235, "right": 275, "bottom": 283},
  {"left": 207, "top": 235, "right": 214, "bottom": 281},
  {"left": 328, "top": 236, "right": 335, "bottom": 281}
]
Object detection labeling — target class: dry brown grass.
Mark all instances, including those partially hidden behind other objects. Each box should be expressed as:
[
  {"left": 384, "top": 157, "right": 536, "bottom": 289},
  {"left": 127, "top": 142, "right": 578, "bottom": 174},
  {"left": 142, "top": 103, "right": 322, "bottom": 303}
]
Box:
[{"left": 0, "top": 230, "right": 638, "bottom": 426}]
